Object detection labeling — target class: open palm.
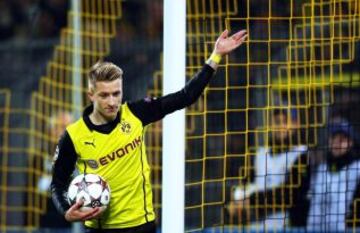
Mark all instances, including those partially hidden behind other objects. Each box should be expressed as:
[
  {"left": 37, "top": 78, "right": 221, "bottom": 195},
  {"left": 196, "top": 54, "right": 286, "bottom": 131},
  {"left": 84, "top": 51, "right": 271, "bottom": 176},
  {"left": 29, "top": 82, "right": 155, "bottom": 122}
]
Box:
[{"left": 214, "top": 29, "right": 247, "bottom": 56}]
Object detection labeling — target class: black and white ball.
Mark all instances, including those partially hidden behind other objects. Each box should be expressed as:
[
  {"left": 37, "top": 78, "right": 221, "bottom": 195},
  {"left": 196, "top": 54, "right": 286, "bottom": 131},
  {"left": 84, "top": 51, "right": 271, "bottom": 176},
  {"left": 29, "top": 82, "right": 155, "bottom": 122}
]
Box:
[{"left": 67, "top": 173, "right": 111, "bottom": 211}]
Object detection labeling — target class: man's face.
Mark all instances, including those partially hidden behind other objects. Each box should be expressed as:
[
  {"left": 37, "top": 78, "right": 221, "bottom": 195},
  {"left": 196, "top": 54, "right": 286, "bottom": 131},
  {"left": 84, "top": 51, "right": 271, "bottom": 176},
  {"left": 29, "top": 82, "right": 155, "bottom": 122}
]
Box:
[
  {"left": 329, "top": 133, "right": 353, "bottom": 158},
  {"left": 88, "top": 79, "right": 123, "bottom": 121},
  {"left": 271, "top": 113, "right": 295, "bottom": 142}
]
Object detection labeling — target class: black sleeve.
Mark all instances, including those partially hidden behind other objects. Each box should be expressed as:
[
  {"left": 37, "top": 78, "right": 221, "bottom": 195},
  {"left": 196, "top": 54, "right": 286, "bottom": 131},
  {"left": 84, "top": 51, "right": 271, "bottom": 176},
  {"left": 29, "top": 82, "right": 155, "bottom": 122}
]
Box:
[
  {"left": 128, "top": 64, "right": 215, "bottom": 126},
  {"left": 50, "top": 130, "right": 77, "bottom": 215}
]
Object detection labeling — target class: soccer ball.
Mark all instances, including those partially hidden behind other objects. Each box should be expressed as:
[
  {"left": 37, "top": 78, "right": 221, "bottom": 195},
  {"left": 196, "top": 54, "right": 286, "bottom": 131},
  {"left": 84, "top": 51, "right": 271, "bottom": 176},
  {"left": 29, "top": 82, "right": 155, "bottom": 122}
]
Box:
[{"left": 67, "top": 173, "right": 111, "bottom": 211}]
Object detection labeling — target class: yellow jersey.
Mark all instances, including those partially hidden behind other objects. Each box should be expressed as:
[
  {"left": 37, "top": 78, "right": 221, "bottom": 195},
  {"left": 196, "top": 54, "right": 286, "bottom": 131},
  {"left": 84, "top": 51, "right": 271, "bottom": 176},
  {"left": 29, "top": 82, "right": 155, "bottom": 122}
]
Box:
[{"left": 66, "top": 103, "right": 155, "bottom": 228}]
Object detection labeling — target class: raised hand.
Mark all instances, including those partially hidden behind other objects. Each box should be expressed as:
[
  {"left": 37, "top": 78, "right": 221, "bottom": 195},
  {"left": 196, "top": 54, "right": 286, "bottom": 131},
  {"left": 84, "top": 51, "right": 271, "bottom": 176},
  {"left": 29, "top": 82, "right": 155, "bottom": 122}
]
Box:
[{"left": 213, "top": 29, "right": 247, "bottom": 56}]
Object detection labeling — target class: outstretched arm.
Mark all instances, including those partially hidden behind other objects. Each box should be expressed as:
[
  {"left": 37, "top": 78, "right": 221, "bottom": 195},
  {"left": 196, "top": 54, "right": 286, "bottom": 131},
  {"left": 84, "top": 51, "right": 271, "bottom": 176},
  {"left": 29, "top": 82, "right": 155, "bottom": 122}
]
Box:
[{"left": 129, "top": 29, "right": 247, "bottom": 125}]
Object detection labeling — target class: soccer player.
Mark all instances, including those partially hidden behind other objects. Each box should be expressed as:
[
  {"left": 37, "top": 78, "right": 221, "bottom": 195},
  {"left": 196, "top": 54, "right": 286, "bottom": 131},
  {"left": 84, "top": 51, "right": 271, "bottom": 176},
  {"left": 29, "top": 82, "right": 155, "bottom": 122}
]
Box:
[{"left": 51, "top": 29, "right": 247, "bottom": 232}]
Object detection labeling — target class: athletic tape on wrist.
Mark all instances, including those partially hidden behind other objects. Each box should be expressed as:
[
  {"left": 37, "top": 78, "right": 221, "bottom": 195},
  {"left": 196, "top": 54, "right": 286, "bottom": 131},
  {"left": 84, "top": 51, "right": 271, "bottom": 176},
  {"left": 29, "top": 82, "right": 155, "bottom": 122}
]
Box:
[{"left": 208, "top": 52, "right": 222, "bottom": 64}]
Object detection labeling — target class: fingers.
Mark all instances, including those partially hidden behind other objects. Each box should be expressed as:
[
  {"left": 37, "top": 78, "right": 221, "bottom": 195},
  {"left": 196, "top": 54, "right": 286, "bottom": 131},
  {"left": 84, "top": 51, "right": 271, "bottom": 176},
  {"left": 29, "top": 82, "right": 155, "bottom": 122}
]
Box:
[
  {"left": 71, "top": 200, "right": 84, "bottom": 210},
  {"left": 240, "top": 34, "right": 248, "bottom": 43},
  {"left": 219, "top": 29, "right": 229, "bottom": 39},
  {"left": 65, "top": 200, "right": 83, "bottom": 220},
  {"left": 231, "top": 29, "right": 247, "bottom": 41},
  {"left": 81, "top": 207, "right": 102, "bottom": 221},
  {"left": 65, "top": 200, "right": 103, "bottom": 222},
  {"left": 66, "top": 207, "right": 101, "bottom": 222}
]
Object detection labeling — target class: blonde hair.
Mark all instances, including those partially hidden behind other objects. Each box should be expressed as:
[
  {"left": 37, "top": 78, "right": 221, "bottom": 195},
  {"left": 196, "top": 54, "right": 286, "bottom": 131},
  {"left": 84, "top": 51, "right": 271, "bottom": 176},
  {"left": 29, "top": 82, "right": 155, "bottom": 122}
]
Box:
[{"left": 88, "top": 61, "right": 123, "bottom": 89}]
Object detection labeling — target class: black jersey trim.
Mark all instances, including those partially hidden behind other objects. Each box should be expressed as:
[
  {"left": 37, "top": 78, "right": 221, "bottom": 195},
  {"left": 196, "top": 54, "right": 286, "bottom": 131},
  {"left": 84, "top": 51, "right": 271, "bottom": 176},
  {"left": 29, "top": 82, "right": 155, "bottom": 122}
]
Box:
[
  {"left": 83, "top": 105, "right": 120, "bottom": 134},
  {"left": 140, "top": 129, "right": 149, "bottom": 222}
]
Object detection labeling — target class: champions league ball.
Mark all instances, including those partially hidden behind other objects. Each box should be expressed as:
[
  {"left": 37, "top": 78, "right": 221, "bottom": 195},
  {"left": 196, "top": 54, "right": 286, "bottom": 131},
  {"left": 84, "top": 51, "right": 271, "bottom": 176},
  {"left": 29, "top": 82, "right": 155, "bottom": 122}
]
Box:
[{"left": 67, "top": 173, "right": 111, "bottom": 211}]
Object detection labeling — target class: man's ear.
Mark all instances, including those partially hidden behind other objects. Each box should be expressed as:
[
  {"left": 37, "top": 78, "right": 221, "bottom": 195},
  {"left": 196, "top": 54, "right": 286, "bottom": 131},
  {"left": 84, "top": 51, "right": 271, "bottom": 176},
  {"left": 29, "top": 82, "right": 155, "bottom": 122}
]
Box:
[{"left": 88, "top": 88, "right": 94, "bottom": 102}]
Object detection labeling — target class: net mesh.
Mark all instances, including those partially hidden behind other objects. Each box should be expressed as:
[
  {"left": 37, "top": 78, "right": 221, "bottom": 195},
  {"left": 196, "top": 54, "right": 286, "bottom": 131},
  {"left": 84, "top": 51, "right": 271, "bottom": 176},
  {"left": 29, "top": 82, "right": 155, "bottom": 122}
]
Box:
[
  {"left": 147, "top": 0, "right": 360, "bottom": 232},
  {"left": 0, "top": 0, "right": 123, "bottom": 231},
  {"left": 1, "top": 0, "right": 360, "bottom": 232}
]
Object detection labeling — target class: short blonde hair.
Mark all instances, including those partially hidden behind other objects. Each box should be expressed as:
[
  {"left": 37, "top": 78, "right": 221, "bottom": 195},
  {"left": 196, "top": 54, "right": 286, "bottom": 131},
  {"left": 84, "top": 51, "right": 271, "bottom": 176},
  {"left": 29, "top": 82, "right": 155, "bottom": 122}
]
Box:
[{"left": 88, "top": 61, "right": 123, "bottom": 89}]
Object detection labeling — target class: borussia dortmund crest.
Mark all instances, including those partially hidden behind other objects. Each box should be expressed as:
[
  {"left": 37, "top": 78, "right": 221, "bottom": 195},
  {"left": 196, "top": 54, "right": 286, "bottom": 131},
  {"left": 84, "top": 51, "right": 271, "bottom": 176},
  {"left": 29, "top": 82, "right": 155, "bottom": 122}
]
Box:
[{"left": 120, "top": 121, "right": 131, "bottom": 134}]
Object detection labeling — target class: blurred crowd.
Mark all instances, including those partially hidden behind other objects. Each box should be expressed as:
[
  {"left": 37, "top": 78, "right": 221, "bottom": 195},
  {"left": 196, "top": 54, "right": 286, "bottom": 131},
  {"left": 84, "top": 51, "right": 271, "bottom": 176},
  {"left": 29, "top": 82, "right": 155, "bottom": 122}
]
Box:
[
  {"left": 227, "top": 102, "right": 360, "bottom": 231},
  {"left": 0, "top": 0, "right": 163, "bottom": 43},
  {"left": 0, "top": 0, "right": 68, "bottom": 41},
  {"left": 0, "top": 0, "right": 163, "bottom": 231}
]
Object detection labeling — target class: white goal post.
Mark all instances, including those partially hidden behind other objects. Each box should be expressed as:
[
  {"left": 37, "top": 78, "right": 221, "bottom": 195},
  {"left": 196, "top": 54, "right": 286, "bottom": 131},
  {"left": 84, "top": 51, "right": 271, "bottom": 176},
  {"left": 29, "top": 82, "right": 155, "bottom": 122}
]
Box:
[{"left": 162, "top": 0, "right": 186, "bottom": 232}]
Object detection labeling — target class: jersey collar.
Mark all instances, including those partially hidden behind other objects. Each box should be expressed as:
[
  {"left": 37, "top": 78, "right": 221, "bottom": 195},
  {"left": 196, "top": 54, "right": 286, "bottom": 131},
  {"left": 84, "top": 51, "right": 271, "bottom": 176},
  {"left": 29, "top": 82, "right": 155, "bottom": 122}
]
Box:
[{"left": 83, "top": 105, "right": 121, "bottom": 134}]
